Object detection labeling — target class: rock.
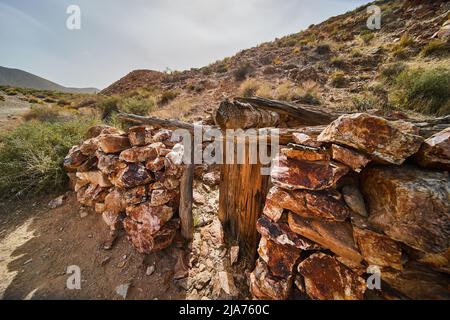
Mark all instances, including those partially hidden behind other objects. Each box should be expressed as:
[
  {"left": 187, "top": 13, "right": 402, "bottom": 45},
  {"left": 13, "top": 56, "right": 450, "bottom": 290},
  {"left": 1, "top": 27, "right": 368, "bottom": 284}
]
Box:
[
  {"left": 128, "top": 126, "right": 153, "bottom": 146},
  {"left": 297, "top": 253, "right": 366, "bottom": 300},
  {"left": 102, "top": 210, "right": 121, "bottom": 230},
  {"left": 95, "top": 202, "right": 105, "bottom": 214},
  {"left": 288, "top": 213, "right": 362, "bottom": 264},
  {"left": 87, "top": 125, "right": 121, "bottom": 138},
  {"left": 79, "top": 207, "right": 89, "bottom": 218},
  {"left": 145, "top": 157, "right": 165, "bottom": 172},
  {"left": 353, "top": 227, "right": 403, "bottom": 271},
  {"left": 104, "top": 189, "right": 126, "bottom": 214},
  {"left": 173, "top": 249, "right": 189, "bottom": 279},
  {"left": 292, "top": 133, "right": 323, "bottom": 148},
  {"left": 152, "top": 129, "right": 172, "bottom": 143},
  {"left": 432, "top": 19, "right": 450, "bottom": 41},
  {"left": 263, "top": 186, "right": 351, "bottom": 222},
  {"left": 124, "top": 185, "right": 148, "bottom": 205},
  {"left": 76, "top": 171, "right": 112, "bottom": 188},
  {"left": 98, "top": 134, "right": 131, "bottom": 154},
  {"left": 163, "top": 177, "right": 181, "bottom": 190},
  {"left": 202, "top": 171, "right": 220, "bottom": 187},
  {"left": 119, "top": 145, "right": 159, "bottom": 163},
  {"left": 413, "top": 248, "right": 450, "bottom": 274},
  {"left": 414, "top": 127, "right": 450, "bottom": 170},
  {"left": 152, "top": 218, "right": 180, "bottom": 250},
  {"left": 115, "top": 283, "right": 130, "bottom": 299},
  {"left": 193, "top": 190, "right": 206, "bottom": 205},
  {"left": 317, "top": 113, "right": 423, "bottom": 165},
  {"left": 217, "top": 271, "right": 238, "bottom": 296},
  {"left": 200, "top": 219, "right": 224, "bottom": 245},
  {"left": 230, "top": 246, "right": 239, "bottom": 265},
  {"left": 256, "top": 215, "right": 320, "bottom": 250},
  {"left": 96, "top": 152, "right": 123, "bottom": 175},
  {"left": 249, "top": 258, "right": 293, "bottom": 300},
  {"left": 361, "top": 166, "right": 450, "bottom": 254},
  {"left": 195, "top": 271, "right": 211, "bottom": 290},
  {"left": 149, "top": 188, "right": 178, "bottom": 206},
  {"left": 341, "top": 185, "right": 368, "bottom": 217},
  {"left": 280, "top": 146, "right": 330, "bottom": 162},
  {"left": 48, "top": 195, "right": 65, "bottom": 209},
  {"left": 64, "top": 146, "right": 88, "bottom": 171},
  {"left": 76, "top": 156, "right": 98, "bottom": 173},
  {"left": 79, "top": 138, "right": 98, "bottom": 156},
  {"left": 126, "top": 203, "right": 173, "bottom": 235},
  {"left": 381, "top": 265, "right": 450, "bottom": 300},
  {"left": 146, "top": 265, "right": 155, "bottom": 276},
  {"left": 77, "top": 184, "right": 107, "bottom": 207},
  {"left": 111, "top": 163, "right": 152, "bottom": 188},
  {"left": 258, "top": 236, "right": 301, "bottom": 279},
  {"left": 331, "top": 144, "right": 370, "bottom": 172},
  {"left": 271, "top": 155, "right": 349, "bottom": 190}
]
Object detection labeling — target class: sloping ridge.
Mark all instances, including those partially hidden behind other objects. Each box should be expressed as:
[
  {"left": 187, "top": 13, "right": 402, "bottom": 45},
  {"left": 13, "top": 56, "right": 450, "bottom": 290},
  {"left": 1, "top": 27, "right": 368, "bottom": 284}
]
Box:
[
  {"left": 101, "top": 69, "right": 167, "bottom": 95},
  {"left": 0, "top": 66, "right": 98, "bottom": 94}
]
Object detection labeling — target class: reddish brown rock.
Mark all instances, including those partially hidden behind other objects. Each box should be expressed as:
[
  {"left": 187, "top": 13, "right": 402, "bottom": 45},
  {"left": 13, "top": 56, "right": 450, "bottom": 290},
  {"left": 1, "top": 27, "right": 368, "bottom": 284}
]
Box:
[
  {"left": 124, "top": 185, "right": 148, "bottom": 205},
  {"left": 271, "top": 155, "right": 349, "bottom": 190},
  {"left": 292, "top": 132, "right": 323, "bottom": 148},
  {"left": 331, "top": 144, "right": 370, "bottom": 172},
  {"left": 341, "top": 184, "right": 368, "bottom": 217},
  {"left": 258, "top": 236, "right": 301, "bottom": 278},
  {"left": 152, "top": 218, "right": 180, "bottom": 251},
  {"left": 127, "top": 126, "right": 153, "bottom": 146},
  {"left": 123, "top": 217, "right": 152, "bottom": 254},
  {"left": 76, "top": 157, "right": 98, "bottom": 173},
  {"left": 414, "top": 127, "right": 450, "bottom": 170},
  {"left": 263, "top": 186, "right": 350, "bottom": 222},
  {"left": 353, "top": 227, "right": 403, "bottom": 270},
  {"left": 249, "top": 258, "right": 293, "bottom": 300},
  {"left": 94, "top": 202, "right": 105, "bottom": 214},
  {"left": 64, "top": 146, "right": 88, "bottom": 171},
  {"left": 414, "top": 248, "right": 450, "bottom": 274},
  {"left": 361, "top": 166, "right": 450, "bottom": 254},
  {"left": 76, "top": 171, "right": 112, "bottom": 188},
  {"left": 149, "top": 188, "right": 178, "bottom": 206},
  {"left": 96, "top": 152, "right": 123, "bottom": 175},
  {"left": 145, "top": 157, "right": 165, "bottom": 172},
  {"left": 98, "top": 134, "right": 131, "bottom": 154},
  {"left": 76, "top": 184, "right": 107, "bottom": 207},
  {"left": 79, "top": 138, "right": 98, "bottom": 156},
  {"left": 102, "top": 210, "right": 122, "bottom": 231},
  {"left": 256, "top": 215, "right": 320, "bottom": 250},
  {"left": 280, "top": 146, "right": 330, "bottom": 162},
  {"left": 111, "top": 163, "right": 152, "bottom": 188},
  {"left": 104, "top": 189, "right": 126, "bottom": 214},
  {"left": 163, "top": 176, "right": 181, "bottom": 190},
  {"left": 119, "top": 144, "right": 159, "bottom": 163},
  {"left": 87, "top": 125, "right": 121, "bottom": 138},
  {"left": 152, "top": 129, "right": 172, "bottom": 143},
  {"left": 126, "top": 203, "right": 173, "bottom": 235},
  {"left": 288, "top": 213, "right": 362, "bottom": 264},
  {"left": 298, "top": 253, "right": 366, "bottom": 300},
  {"left": 317, "top": 113, "right": 423, "bottom": 165}
]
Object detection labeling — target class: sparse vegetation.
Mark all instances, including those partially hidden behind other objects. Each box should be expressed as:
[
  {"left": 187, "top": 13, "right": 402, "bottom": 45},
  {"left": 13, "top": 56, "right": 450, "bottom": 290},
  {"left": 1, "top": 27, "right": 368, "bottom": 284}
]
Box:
[
  {"left": 420, "top": 40, "right": 450, "bottom": 57},
  {"left": 392, "top": 67, "right": 450, "bottom": 115},
  {"left": 23, "top": 106, "right": 64, "bottom": 122},
  {"left": 158, "top": 90, "right": 178, "bottom": 105},
  {"left": 0, "top": 95, "right": 4, "bottom": 102},
  {"left": 234, "top": 63, "right": 253, "bottom": 81},
  {"left": 98, "top": 97, "right": 120, "bottom": 119},
  {"left": 380, "top": 62, "right": 407, "bottom": 83},
  {"left": 238, "top": 79, "right": 260, "bottom": 98},
  {"left": 119, "top": 96, "right": 155, "bottom": 115},
  {"left": 330, "top": 71, "right": 347, "bottom": 88}
]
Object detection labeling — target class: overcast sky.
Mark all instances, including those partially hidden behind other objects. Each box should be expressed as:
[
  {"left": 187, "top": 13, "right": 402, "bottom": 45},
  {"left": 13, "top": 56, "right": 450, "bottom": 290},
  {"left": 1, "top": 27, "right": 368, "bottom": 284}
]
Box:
[{"left": 0, "top": 0, "right": 371, "bottom": 89}]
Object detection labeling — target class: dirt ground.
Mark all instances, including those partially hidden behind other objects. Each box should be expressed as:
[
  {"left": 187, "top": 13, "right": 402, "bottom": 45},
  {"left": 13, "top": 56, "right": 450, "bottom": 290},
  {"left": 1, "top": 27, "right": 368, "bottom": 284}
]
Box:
[{"left": 0, "top": 93, "right": 30, "bottom": 134}]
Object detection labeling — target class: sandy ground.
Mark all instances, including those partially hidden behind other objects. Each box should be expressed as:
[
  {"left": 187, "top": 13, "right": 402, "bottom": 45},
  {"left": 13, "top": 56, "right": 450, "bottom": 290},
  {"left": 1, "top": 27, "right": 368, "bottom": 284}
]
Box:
[{"left": 0, "top": 93, "right": 31, "bottom": 134}]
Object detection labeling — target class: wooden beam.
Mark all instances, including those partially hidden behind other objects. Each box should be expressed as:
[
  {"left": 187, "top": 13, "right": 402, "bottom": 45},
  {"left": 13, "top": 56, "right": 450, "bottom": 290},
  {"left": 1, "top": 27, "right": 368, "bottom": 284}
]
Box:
[
  {"left": 179, "top": 162, "right": 194, "bottom": 240},
  {"left": 117, "top": 113, "right": 199, "bottom": 132}
]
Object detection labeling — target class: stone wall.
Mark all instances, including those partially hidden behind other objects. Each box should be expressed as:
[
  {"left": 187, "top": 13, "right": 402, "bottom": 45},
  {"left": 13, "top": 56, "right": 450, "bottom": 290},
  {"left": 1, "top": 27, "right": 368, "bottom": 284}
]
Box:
[
  {"left": 64, "top": 125, "right": 184, "bottom": 254},
  {"left": 250, "top": 113, "right": 450, "bottom": 300}
]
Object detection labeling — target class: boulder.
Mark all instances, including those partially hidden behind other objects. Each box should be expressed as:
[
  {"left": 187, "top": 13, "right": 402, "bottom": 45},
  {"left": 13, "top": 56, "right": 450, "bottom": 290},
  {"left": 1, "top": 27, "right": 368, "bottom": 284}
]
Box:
[
  {"left": 146, "top": 157, "right": 165, "bottom": 172},
  {"left": 127, "top": 126, "right": 153, "bottom": 146},
  {"left": 98, "top": 134, "right": 131, "bottom": 154},
  {"left": 297, "top": 253, "right": 366, "bottom": 300},
  {"left": 149, "top": 188, "right": 178, "bottom": 206},
  {"left": 126, "top": 203, "right": 173, "bottom": 235},
  {"left": 151, "top": 218, "right": 180, "bottom": 251},
  {"left": 256, "top": 215, "right": 320, "bottom": 250},
  {"left": 111, "top": 163, "right": 152, "bottom": 188},
  {"left": 288, "top": 213, "right": 362, "bottom": 264},
  {"left": 361, "top": 166, "right": 450, "bottom": 254},
  {"left": 414, "top": 127, "right": 450, "bottom": 170},
  {"left": 76, "top": 171, "right": 112, "bottom": 188},
  {"left": 104, "top": 189, "right": 126, "bottom": 214},
  {"left": 271, "top": 155, "right": 349, "bottom": 190},
  {"left": 292, "top": 132, "right": 323, "bottom": 148},
  {"left": 331, "top": 144, "right": 370, "bottom": 172},
  {"left": 353, "top": 227, "right": 403, "bottom": 270},
  {"left": 76, "top": 157, "right": 98, "bottom": 173},
  {"left": 124, "top": 185, "right": 148, "bottom": 205},
  {"left": 64, "top": 146, "right": 88, "bottom": 171},
  {"left": 96, "top": 151, "right": 123, "bottom": 175},
  {"left": 258, "top": 236, "right": 301, "bottom": 279},
  {"left": 249, "top": 258, "right": 293, "bottom": 300},
  {"left": 87, "top": 125, "right": 121, "bottom": 138},
  {"left": 280, "top": 146, "right": 330, "bottom": 162},
  {"left": 341, "top": 184, "right": 368, "bottom": 217},
  {"left": 263, "top": 186, "right": 351, "bottom": 222},
  {"left": 76, "top": 184, "right": 107, "bottom": 207},
  {"left": 317, "top": 113, "right": 423, "bottom": 165},
  {"left": 119, "top": 144, "right": 160, "bottom": 163},
  {"left": 79, "top": 138, "right": 98, "bottom": 156}
]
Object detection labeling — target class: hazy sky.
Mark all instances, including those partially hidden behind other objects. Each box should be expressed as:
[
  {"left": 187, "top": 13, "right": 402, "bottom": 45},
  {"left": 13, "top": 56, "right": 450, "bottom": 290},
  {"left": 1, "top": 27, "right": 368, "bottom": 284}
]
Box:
[{"left": 0, "top": 0, "right": 370, "bottom": 89}]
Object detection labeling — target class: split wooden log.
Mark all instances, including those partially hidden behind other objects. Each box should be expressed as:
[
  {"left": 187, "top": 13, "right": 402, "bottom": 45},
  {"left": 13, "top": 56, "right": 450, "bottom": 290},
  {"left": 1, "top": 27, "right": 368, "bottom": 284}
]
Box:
[{"left": 117, "top": 113, "right": 199, "bottom": 132}]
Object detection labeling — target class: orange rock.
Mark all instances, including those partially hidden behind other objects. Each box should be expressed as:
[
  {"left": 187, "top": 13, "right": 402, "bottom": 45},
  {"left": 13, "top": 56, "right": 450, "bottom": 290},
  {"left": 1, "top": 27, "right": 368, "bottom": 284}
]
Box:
[
  {"left": 79, "top": 138, "right": 99, "bottom": 156},
  {"left": 331, "top": 144, "right": 370, "bottom": 172},
  {"left": 76, "top": 171, "right": 112, "bottom": 188},
  {"left": 249, "top": 258, "right": 293, "bottom": 300},
  {"left": 292, "top": 132, "right": 323, "bottom": 148},
  {"left": 76, "top": 183, "right": 108, "bottom": 207},
  {"left": 288, "top": 212, "right": 362, "bottom": 264},
  {"left": 87, "top": 125, "right": 122, "bottom": 138},
  {"left": 271, "top": 155, "right": 349, "bottom": 190},
  {"left": 280, "top": 146, "right": 330, "bottom": 162},
  {"left": 104, "top": 189, "right": 126, "bottom": 214},
  {"left": 127, "top": 125, "right": 153, "bottom": 146},
  {"left": 119, "top": 145, "right": 159, "bottom": 163},
  {"left": 111, "top": 163, "right": 152, "bottom": 188},
  {"left": 76, "top": 157, "right": 98, "bottom": 173},
  {"left": 98, "top": 134, "right": 131, "bottom": 154},
  {"left": 341, "top": 184, "right": 368, "bottom": 217},
  {"left": 361, "top": 166, "right": 450, "bottom": 254},
  {"left": 149, "top": 188, "right": 178, "bottom": 206},
  {"left": 96, "top": 151, "right": 123, "bottom": 175},
  {"left": 264, "top": 186, "right": 351, "bottom": 221},
  {"left": 353, "top": 227, "right": 403, "bottom": 271},
  {"left": 124, "top": 185, "right": 148, "bottom": 205},
  {"left": 298, "top": 253, "right": 366, "bottom": 300},
  {"left": 152, "top": 218, "right": 180, "bottom": 251},
  {"left": 126, "top": 203, "right": 173, "bottom": 235},
  {"left": 64, "top": 146, "right": 88, "bottom": 171},
  {"left": 318, "top": 113, "right": 423, "bottom": 165},
  {"left": 414, "top": 127, "right": 450, "bottom": 170},
  {"left": 145, "top": 157, "right": 165, "bottom": 172},
  {"left": 258, "top": 236, "right": 301, "bottom": 278}
]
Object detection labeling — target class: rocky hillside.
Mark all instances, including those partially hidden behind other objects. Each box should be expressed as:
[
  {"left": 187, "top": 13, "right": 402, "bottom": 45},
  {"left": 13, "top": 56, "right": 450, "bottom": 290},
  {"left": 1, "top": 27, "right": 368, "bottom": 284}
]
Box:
[{"left": 101, "top": 0, "right": 450, "bottom": 121}]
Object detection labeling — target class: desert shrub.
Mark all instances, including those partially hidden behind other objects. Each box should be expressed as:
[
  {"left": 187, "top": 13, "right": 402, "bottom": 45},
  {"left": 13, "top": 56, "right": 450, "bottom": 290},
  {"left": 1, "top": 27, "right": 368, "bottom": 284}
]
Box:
[
  {"left": 5, "top": 88, "right": 18, "bottom": 96},
  {"left": 43, "top": 97, "right": 56, "bottom": 103},
  {"left": 234, "top": 63, "right": 253, "bottom": 81},
  {"left": 360, "top": 30, "right": 375, "bottom": 44},
  {"left": 238, "top": 79, "right": 260, "bottom": 98},
  {"left": 351, "top": 93, "right": 379, "bottom": 112},
  {"left": 275, "top": 82, "right": 293, "bottom": 101},
  {"left": 294, "top": 81, "right": 322, "bottom": 105},
  {"left": 350, "top": 48, "right": 363, "bottom": 57},
  {"left": 57, "top": 99, "right": 70, "bottom": 106},
  {"left": 119, "top": 96, "right": 155, "bottom": 115},
  {"left": 23, "top": 106, "right": 63, "bottom": 122},
  {"left": 420, "top": 40, "right": 450, "bottom": 57},
  {"left": 393, "top": 67, "right": 450, "bottom": 115},
  {"left": 216, "top": 63, "right": 228, "bottom": 74},
  {"left": 255, "top": 82, "right": 274, "bottom": 99},
  {"left": 330, "top": 71, "right": 348, "bottom": 88},
  {"left": 0, "top": 95, "right": 4, "bottom": 102},
  {"left": 315, "top": 43, "right": 331, "bottom": 55},
  {"left": 331, "top": 56, "right": 347, "bottom": 69},
  {"left": 28, "top": 98, "right": 39, "bottom": 104},
  {"left": 272, "top": 56, "right": 282, "bottom": 66},
  {"left": 158, "top": 90, "right": 178, "bottom": 105},
  {"left": 98, "top": 97, "right": 119, "bottom": 119},
  {"left": 380, "top": 62, "right": 407, "bottom": 83},
  {"left": 0, "top": 118, "right": 98, "bottom": 198}
]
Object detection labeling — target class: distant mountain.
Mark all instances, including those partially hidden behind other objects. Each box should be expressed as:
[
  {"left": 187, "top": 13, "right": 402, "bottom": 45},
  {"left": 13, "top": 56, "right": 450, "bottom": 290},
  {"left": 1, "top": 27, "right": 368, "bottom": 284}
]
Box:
[{"left": 0, "top": 66, "right": 98, "bottom": 94}]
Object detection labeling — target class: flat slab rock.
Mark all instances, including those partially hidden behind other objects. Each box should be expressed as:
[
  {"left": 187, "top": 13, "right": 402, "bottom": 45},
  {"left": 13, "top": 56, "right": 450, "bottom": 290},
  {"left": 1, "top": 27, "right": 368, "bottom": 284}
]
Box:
[
  {"left": 297, "top": 252, "right": 366, "bottom": 300},
  {"left": 361, "top": 165, "right": 450, "bottom": 254},
  {"left": 126, "top": 203, "right": 173, "bottom": 235},
  {"left": 98, "top": 134, "right": 131, "bottom": 154},
  {"left": 127, "top": 125, "right": 154, "bottom": 146},
  {"left": 331, "top": 144, "right": 370, "bottom": 172},
  {"left": 263, "top": 186, "right": 351, "bottom": 222},
  {"left": 249, "top": 258, "right": 293, "bottom": 300},
  {"left": 271, "top": 155, "right": 349, "bottom": 190},
  {"left": 317, "top": 113, "right": 423, "bottom": 165},
  {"left": 258, "top": 236, "right": 301, "bottom": 279},
  {"left": 110, "top": 163, "right": 153, "bottom": 189},
  {"left": 288, "top": 212, "right": 362, "bottom": 264},
  {"left": 414, "top": 127, "right": 450, "bottom": 170}
]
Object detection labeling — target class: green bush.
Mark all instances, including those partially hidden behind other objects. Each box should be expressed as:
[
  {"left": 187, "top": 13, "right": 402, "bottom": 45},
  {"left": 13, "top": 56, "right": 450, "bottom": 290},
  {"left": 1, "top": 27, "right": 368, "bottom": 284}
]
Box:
[
  {"left": 380, "top": 62, "right": 407, "bottom": 83},
  {"left": 98, "top": 97, "right": 119, "bottom": 119},
  {"left": 158, "top": 90, "right": 178, "bottom": 105},
  {"left": 23, "top": 106, "right": 63, "bottom": 122},
  {"left": 421, "top": 40, "right": 450, "bottom": 57},
  {"left": 119, "top": 96, "right": 155, "bottom": 115},
  {"left": 330, "top": 71, "right": 347, "bottom": 88},
  {"left": 393, "top": 67, "right": 450, "bottom": 115},
  {"left": 0, "top": 118, "right": 98, "bottom": 198}
]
